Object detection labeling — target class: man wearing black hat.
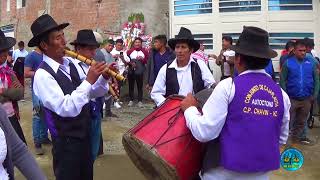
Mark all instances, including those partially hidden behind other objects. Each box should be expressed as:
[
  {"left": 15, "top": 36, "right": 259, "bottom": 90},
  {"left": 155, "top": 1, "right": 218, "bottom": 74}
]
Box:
[
  {"left": 150, "top": 27, "right": 215, "bottom": 106},
  {"left": 30, "top": 14, "right": 110, "bottom": 180},
  {"left": 181, "top": 26, "right": 291, "bottom": 179},
  {"left": 69, "top": 29, "right": 106, "bottom": 161}
]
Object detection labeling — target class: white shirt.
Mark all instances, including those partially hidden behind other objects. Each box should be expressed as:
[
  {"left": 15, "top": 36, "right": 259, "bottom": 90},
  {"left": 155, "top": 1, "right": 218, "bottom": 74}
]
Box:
[
  {"left": 0, "top": 127, "right": 8, "bottom": 180},
  {"left": 311, "top": 49, "right": 319, "bottom": 58},
  {"left": 12, "top": 49, "right": 28, "bottom": 64},
  {"left": 184, "top": 70, "right": 291, "bottom": 180},
  {"left": 110, "top": 49, "right": 130, "bottom": 75},
  {"left": 151, "top": 58, "right": 215, "bottom": 106},
  {"left": 222, "top": 50, "right": 235, "bottom": 76},
  {"left": 33, "top": 54, "right": 109, "bottom": 117},
  {"left": 129, "top": 50, "right": 145, "bottom": 60}
]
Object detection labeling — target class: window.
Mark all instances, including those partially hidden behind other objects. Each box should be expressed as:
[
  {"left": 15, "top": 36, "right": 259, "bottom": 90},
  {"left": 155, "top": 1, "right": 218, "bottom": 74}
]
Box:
[
  {"left": 269, "top": 33, "right": 314, "bottom": 49},
  {"left": 268, "top": 0, "right": 312, "bottom": 11},
  {"left": 174, "top": 0, "right": 212, "bottom": 16},
  {"left": 17, "top": 0, "right": 26, "bottom": 9},
  {"left": 174, "top": 33, "right": 214, "bottom": 49},
  {"left": 223, "top": 32, "right": 314, "bottom": 50},
  {"left": 7, "top": 0, "right": 10, "bottom": 12},
  {"left": 219, "top": 0, "right": 261, "bottom": 12},
  {"left": 0, "top": 25, "right": 15, "bottom": 51},
  {"left": 222, "top": 33, "right": 241, "bottom": 45},
  {"left": 0, "top": 25, "right": 15, "bottom": 35},
  {"left": 194, "top": 34, "right": 214, "bottom": 49}
]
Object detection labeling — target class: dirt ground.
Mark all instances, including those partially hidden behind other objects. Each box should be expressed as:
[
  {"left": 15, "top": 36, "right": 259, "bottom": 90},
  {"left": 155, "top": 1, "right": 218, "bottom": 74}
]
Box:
[{"left": 14, "top": 82, "right": 320, "bottom": 180}]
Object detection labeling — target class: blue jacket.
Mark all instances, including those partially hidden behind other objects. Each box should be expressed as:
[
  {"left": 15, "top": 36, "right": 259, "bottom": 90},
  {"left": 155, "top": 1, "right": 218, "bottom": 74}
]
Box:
[{"left": 285, "top": 56, "right": 315, "bottom": 98}]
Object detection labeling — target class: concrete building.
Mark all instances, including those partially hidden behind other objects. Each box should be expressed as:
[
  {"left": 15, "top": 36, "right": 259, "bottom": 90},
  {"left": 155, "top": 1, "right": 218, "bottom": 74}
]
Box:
[
  {"left": 169, "top": 0, "right": 320, "bottom": 78},
  {"left": 0, "top": 0, "right": 169, "bottom": 50}
]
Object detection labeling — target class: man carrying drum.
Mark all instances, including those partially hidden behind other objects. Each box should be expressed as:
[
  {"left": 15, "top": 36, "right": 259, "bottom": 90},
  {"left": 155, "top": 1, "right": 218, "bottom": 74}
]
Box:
[
  {"left": 181, "top": 26, "right": 291, "bottom": 180},
  {"left": 30, "top": 14, "right": 110, "bottom": 180},
  {"left": 151, "top": 27, "right": 215, "bottom": 106}
]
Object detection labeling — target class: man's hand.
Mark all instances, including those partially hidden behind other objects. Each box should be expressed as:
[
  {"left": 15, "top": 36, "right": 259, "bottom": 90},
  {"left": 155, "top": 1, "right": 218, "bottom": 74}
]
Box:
[
  {"left": 86, "top": 62, "right": 107, "bottom": 84},
  {"left": 112, "top": 54, "right": 120, "bottom": 59},
  {"left": 130, "top": 62, "right": 136, "bottom": 68},
  {"left": 146, "top": 84, "right": 152, "bottom": 93},
  {"left": 11, "top": 80, "right": 22, "bottom": 88},
  {"left": 137, "top": 56, "right": 143, "bottom": 60},
  {"left": 181, "top": 93, "right": 198, "bottom": 111},
  {"left": 209, "top": 54, "right": 218, "bottom": 59}
]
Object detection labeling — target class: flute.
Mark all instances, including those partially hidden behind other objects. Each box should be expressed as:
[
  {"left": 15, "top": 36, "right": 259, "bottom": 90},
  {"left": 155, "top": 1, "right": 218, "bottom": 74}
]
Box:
[{"left": 64, "top": 49, "right": 126, "bottom": 82}]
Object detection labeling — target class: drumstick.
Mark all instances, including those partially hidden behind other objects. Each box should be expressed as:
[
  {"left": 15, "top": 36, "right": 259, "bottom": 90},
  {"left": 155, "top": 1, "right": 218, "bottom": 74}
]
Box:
[{"left": 64, "top": 49, "right": 126, "bottom": 82}]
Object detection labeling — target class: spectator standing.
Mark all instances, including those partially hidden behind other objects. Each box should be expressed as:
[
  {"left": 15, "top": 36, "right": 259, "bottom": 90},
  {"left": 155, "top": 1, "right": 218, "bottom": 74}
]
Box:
[
  {"left": 146, "top": 35, "right": 175, "bottom": 93},
  {"left": 127, "top": 37, "right": 149, "bottom": 108},
  {"left": 280, "top": 40, "right": 319, "bottom": 145},
  {"left": 215, "top": 36, "right": 235, "bottom": 80}
]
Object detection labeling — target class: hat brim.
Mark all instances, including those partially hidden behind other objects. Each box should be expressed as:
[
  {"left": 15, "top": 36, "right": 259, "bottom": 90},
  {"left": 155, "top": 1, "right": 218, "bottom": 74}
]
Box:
[
  {"left": 168, "top": 38, "right": 200, "bottom": 53},
  {"left": 0, "top": 37, "right": 16, "bottom": 51},
  {"left": 231, "top": 45, "right": 278, "bottom": 59},
  {"left": 70, "top": 40, "right": 100, "bottom": 48},
  {"left": 28, "top": 23, "right": 70, "bottom": 47}
]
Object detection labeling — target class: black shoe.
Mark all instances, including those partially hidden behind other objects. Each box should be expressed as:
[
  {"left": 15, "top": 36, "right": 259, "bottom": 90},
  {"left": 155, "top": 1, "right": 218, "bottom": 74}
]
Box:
[
  {"left": 34, "top": 144, "right": 44, "bottom": 155},
  {"left": 105, "top": 112, "right": 118, "bottom": 118},
  {"left": 41, "top": 138, "right": 52, "bottom": 145},
  {"left": 299, "top": 137, "right": 316, "bottom": 146}
]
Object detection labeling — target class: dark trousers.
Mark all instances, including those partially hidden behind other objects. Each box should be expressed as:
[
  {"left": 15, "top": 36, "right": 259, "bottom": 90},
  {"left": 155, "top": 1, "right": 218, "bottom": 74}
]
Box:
[
  {"left": 128, "top": 74, "right": 143, "bottom": 101},
  {"left": 290, "top": 98, "right": 312, "bottom": 140},
  {"left": 104, "top": 96, "right": 113, "bottom": 114},
  {"left": 8, "top": 115, "right": 27, "bottom": 144},
  {"left": 52, "top": 136, "right": 93, "bottom": 180}
]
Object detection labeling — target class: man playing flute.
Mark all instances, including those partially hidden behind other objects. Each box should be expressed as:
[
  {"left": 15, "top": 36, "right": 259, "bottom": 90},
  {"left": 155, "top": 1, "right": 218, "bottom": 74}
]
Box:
[{"left": 29, "top": 14, "right": 110, "bottom": 180}]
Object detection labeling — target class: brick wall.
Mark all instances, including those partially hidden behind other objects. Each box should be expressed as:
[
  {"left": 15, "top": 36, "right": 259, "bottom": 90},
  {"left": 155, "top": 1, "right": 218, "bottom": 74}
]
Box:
[
  {"left": 1, "top": 0, "right": 46, "bottom": 49},
  {"left": 0, "top": 0, "right": 169, "bottom": 50},
  {"left": 50, "top": 0, "right": 120, "bottom": 44}
]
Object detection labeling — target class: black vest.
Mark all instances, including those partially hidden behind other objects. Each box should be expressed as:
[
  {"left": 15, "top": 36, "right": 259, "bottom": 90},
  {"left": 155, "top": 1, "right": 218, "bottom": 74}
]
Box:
[
  {"left": 165, "top": 59, "right": 205, "bottom": 97},
  {"left": 39, "top": 62, "right": 91, "bottom": 139}
]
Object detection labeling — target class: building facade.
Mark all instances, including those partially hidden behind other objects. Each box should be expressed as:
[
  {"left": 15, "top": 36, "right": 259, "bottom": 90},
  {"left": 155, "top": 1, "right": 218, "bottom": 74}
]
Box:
[
  {"left": 0, "top": 0, "right": 169, "bottom": 50},
  {"left": 169, "top": 0, "right": 320, "bottom": 78}
]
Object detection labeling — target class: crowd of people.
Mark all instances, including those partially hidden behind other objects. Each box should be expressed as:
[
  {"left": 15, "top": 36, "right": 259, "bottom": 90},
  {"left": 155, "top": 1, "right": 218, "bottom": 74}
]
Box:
[{"left": 0, "top": 13, "right": 319, "bottom": 180}]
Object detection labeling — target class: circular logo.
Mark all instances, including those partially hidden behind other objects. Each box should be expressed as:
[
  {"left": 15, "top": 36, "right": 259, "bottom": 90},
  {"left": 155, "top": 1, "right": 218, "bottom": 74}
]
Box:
[{"left": 280, "top": 148, "right": 304, "bottom": 171}]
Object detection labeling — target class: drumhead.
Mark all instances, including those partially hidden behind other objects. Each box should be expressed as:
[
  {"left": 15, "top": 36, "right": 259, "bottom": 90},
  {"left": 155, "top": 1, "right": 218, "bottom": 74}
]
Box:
[{"left": 194, "top": 88, "right": 214, "bottom": 108}]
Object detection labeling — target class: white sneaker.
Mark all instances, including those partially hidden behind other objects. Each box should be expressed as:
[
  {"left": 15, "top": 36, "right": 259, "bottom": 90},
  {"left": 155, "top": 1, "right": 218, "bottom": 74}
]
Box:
[
  {"left": 103, "top": 103, "right": 106, "bottom": 110},
  {"left": 128, "top": 101, "right": 134, "bottom": 107},
  {"left": 114, "top": 102, "right": 121, "bottom": 109},
  {"left": 137, "top": 101, "right": 143, "bottom": 108}
]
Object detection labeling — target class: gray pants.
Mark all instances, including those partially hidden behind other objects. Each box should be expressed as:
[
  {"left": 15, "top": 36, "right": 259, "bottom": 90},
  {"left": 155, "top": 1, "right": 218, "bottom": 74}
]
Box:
[
  {"left": 104, "top": 95, "right": 113, "bottom": 115},
  {"left": 290, "top": 98, "right": 312, "bottom": 140}
]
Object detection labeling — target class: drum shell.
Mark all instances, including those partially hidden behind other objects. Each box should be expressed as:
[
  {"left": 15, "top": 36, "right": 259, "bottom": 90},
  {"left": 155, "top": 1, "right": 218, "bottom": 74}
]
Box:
[{"left": 123, "top": 96, "right": 204, "bottom": 180}]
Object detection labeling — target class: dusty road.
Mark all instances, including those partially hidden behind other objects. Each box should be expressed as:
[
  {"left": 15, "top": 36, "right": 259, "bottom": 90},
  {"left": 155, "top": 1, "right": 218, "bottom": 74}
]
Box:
[{"left": 14, "top": 82, "right": 320, "bottom": 180}]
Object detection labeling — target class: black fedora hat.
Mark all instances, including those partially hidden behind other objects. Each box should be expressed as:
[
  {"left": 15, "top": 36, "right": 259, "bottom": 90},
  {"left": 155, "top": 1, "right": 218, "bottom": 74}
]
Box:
[
  {"left": 231, "top": 26, "right": 277, "bottom": 59},
  {"left": 168, "top": 27, "right": 200, "bottom": 53},
  {"left": 28, "top": 14, "right": 69, "bottom": 47},
  {"left": 70, "top": 29, "right": 99, "bottom": 47},
  {"left": 0, "top": 30, "right": 16, "bottom": 52}
]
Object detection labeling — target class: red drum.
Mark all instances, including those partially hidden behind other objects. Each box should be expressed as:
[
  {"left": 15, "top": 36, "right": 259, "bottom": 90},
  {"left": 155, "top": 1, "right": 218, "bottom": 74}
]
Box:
[{"left": 123, "top": 95, "right": 204, "bottom": 180}]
